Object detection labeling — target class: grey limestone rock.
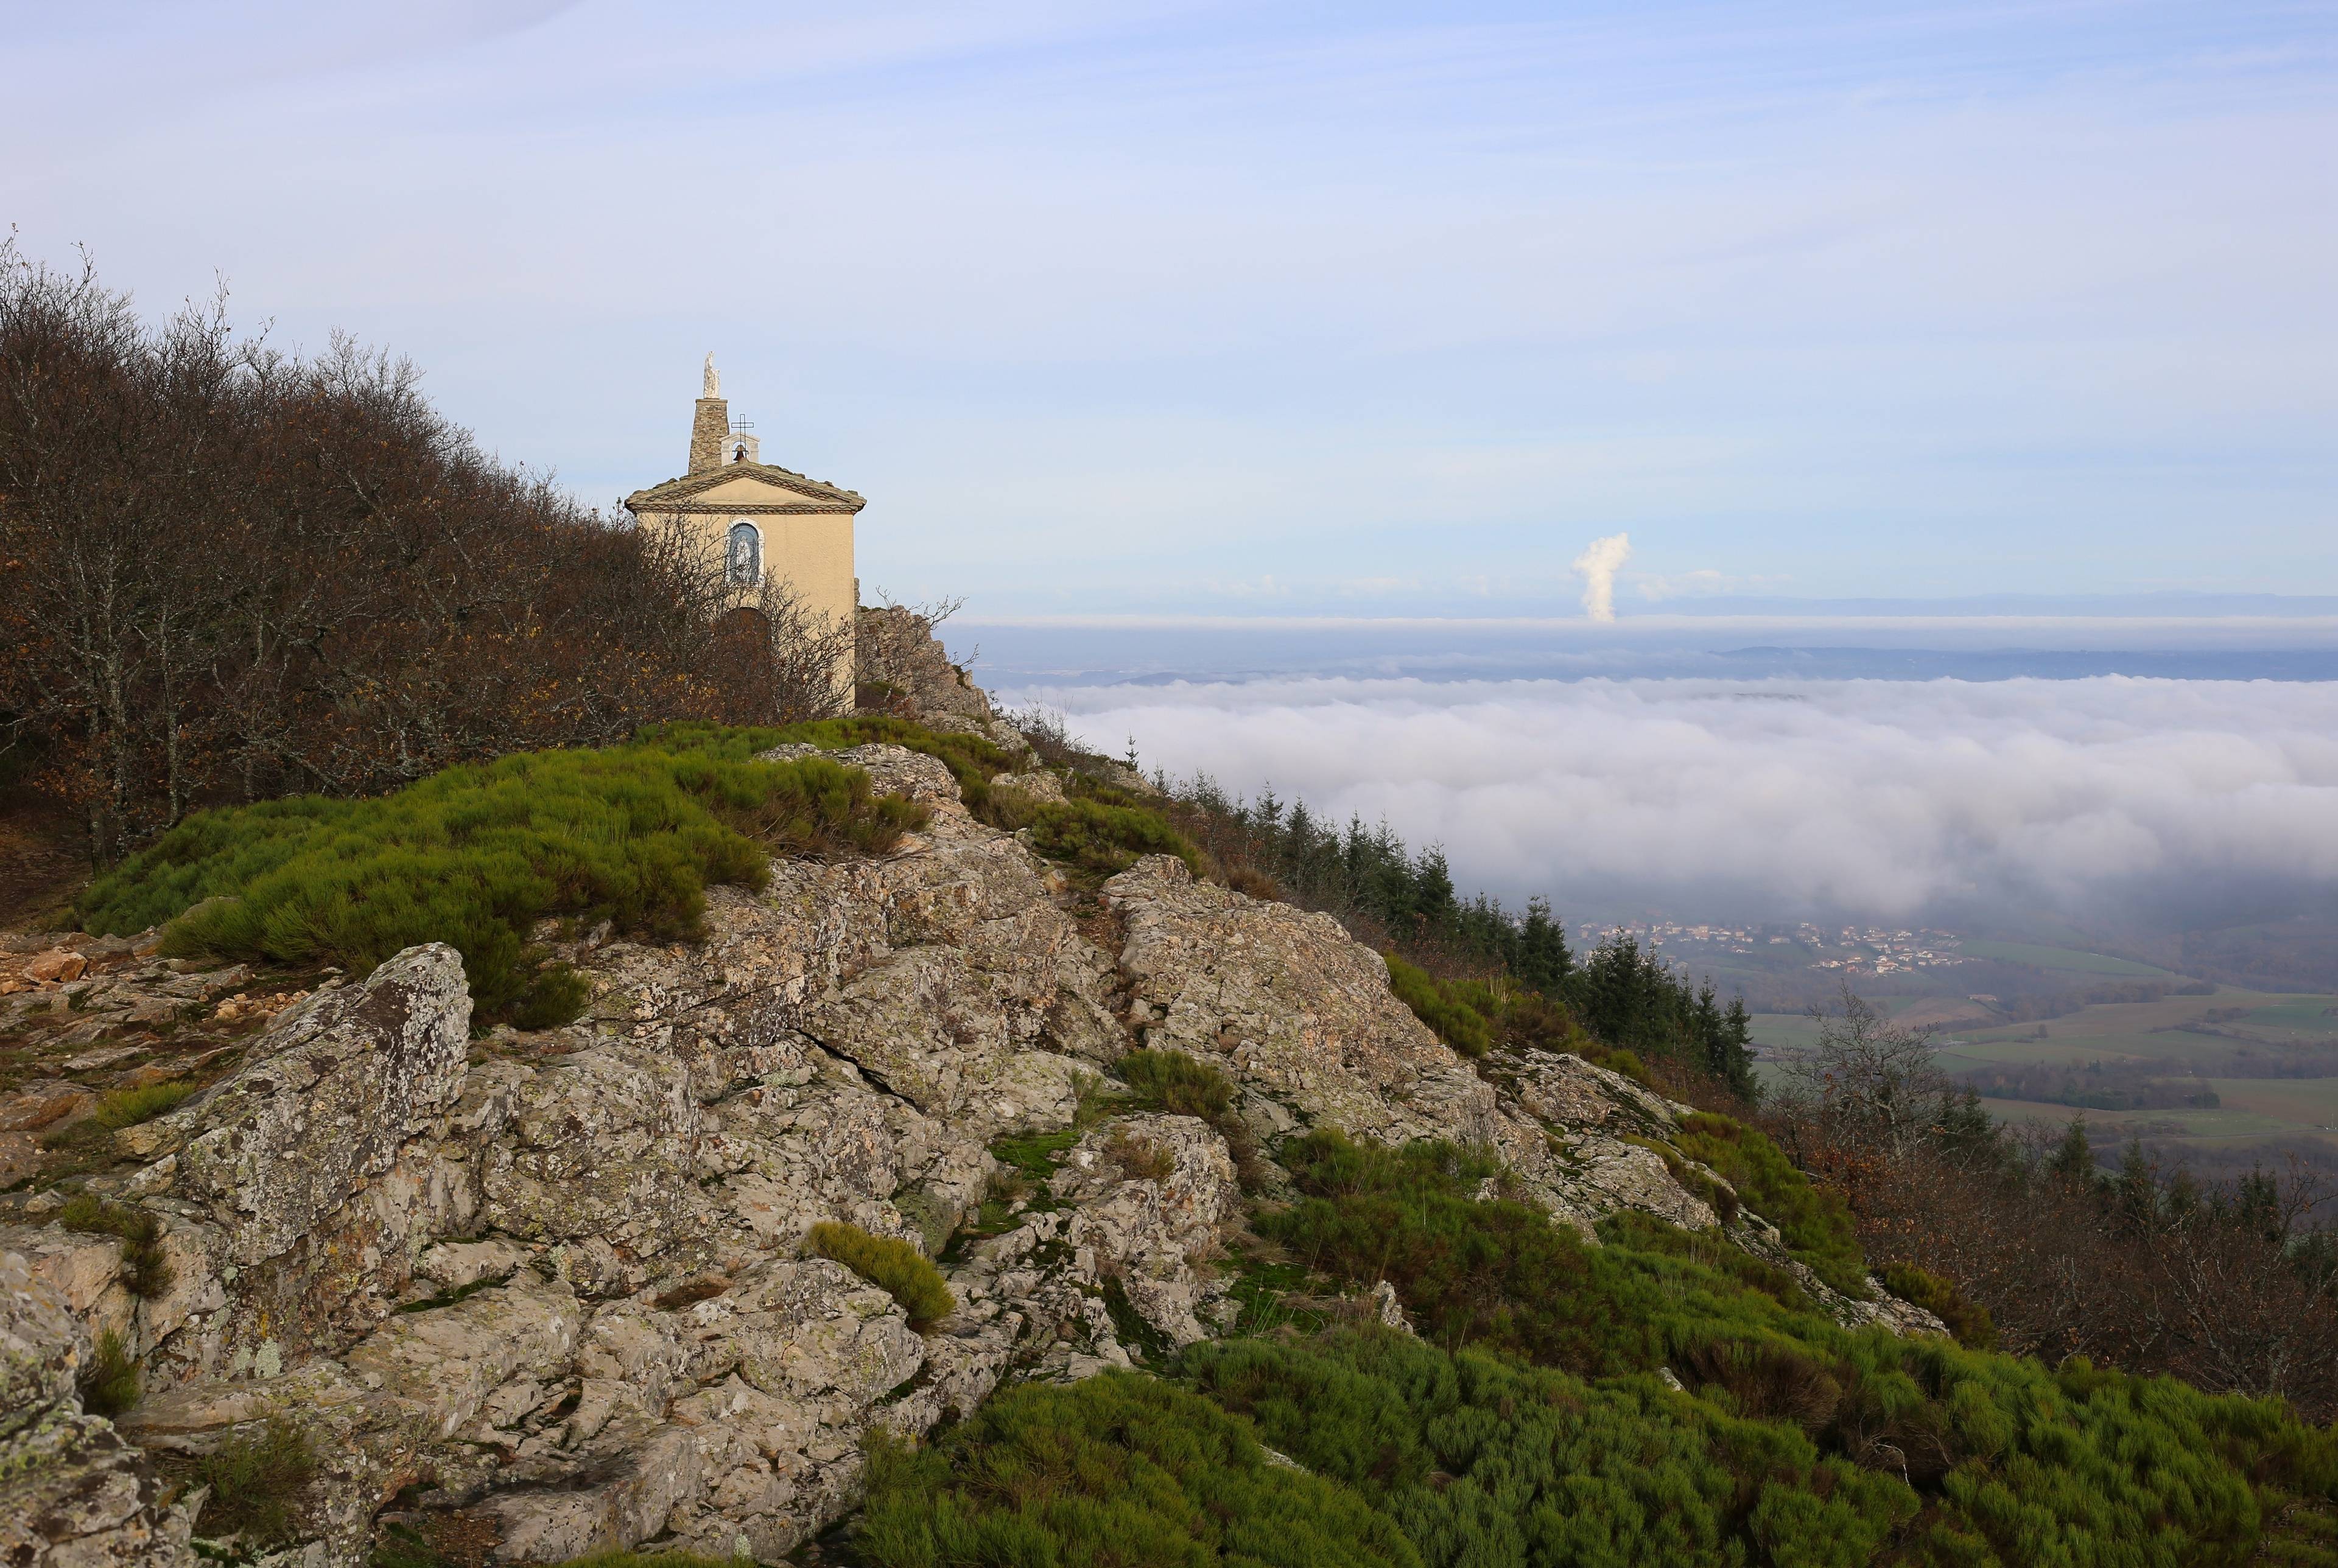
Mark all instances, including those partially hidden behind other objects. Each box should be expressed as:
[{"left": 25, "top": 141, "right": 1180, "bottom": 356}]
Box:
[
  {"left": 1050, "top": 1114, "right": 1240, "bottom": 1349},
  {"left": 854, "top": 606, "right": 993, "bottom": 727},
  {"left": 1107, "top": 855, "right": 1505, "bottom": 1149},
  {"left": 105, "top": 944, "right": 476, "bottom": 1389},
  {"left": 0, "top": 1248, "right": 197, "bottom": 1568}
]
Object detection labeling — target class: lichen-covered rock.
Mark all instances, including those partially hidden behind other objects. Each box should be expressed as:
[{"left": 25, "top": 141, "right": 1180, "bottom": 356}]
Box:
[
  {"left": 150, "top": 943, "right": 471, "bottom": 1261},
  {"left": 1106, "top": 856, "right": 1725, "bottom": 1241},
  {"left": 1508, "top": 1049, "right": 1690, "bottom": 1136},
  {"left": 1050, "top": 1115, "right": 1239, "bottom": 1349},
  {"left": 1108, "top": 855, "right": 1503, "bottom": 1148},
  {"left": 854, "top": 606, "right": 992, "bottom": 726},
  {"left": 105, "top": 945, "right": 474, "bottom": 1386},
  {"left": 0, "top": 1249, "right": 196, "bottom": 1568},
  {"left": 345, "top": 1273, "right": 587, "bottom": 1441},
  {"left": 1492, "top": 1049, "right": 1722, "bottom": 1235},
  {"left": 482, "top": 1045, "right": 706, "bottom": 1272},
  {"left": 986, "top": 769, "right": 1066, "bottom": 808},
  {"left": 1843, "top": 1283, "right": 1952, "bottom": 1337},
  {"left": 0, "top": 1079, "right": 97, "bottom": 1132},
  {"left": 0, "top": 1220, "right": 142, "bottom": 1354},
  {"left": 724, "top": 745, "right": 1123, "bottom": 1138},
  {"left": 1526, "top": 1134, "right": 1719, "bottom": 1236},
  {"left": 2, "top": 1246, "right": 86, "bottom": 1444},
  {"left": 0, "top": 927, "right": 262, "bottom": 1055}
]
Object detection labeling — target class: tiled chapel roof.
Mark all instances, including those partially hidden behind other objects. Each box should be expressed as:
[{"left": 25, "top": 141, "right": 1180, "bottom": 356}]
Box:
[{"left": 623, "top": 463, "right": 865, "bottom": 514}]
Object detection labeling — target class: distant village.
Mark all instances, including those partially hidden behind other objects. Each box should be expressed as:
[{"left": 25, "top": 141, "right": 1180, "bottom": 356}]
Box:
[{"left": 1571, "top": 919, "right": 1971, "bottom": 976}]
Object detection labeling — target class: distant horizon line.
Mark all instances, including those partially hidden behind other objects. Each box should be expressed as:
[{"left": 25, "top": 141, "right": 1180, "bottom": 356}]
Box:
[{"left": 954, "top": 611, "right": 2338, "bottom": 636}]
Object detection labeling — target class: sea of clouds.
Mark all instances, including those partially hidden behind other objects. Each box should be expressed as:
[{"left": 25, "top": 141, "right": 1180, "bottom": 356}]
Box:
[{"left": 999, "top": 675, "right": 2338, "bottom": 927}]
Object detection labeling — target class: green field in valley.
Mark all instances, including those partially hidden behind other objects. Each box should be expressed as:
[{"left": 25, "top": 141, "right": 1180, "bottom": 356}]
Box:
[
  {"left": 1954, "top": 939, "right": 2176, "bottom": 977},
  {"left": 1753, "top": 981, "right": 2338, "bottom": 1163}
]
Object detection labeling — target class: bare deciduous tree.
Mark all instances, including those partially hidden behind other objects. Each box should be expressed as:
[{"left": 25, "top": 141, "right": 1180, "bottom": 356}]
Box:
[
  {"left": 0, "top": 242, "right": 847, "bottom": 861},
  {"left": 1771, "top": 984, "right": 1956, "bottom": 1163}
]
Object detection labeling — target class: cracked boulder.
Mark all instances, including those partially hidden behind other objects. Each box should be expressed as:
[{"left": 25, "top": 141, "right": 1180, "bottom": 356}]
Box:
[
  {"left": 0, "top": 1248, "right": 196, "bottom": 1568},
  {"left": 1108, "top": 855, "right": 1503, "bottom": 1148},
  {"left": 110, "top": 943, "right": 474, "bottom": 1387}
]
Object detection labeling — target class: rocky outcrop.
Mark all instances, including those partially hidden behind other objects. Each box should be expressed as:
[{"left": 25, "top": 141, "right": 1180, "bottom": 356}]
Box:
[
  {"left": 1111, "top": 855, "right": 1506, "bottom": 1150},
  {"left": 0, "top": 931, "right": 307, "bottom": 1189},
  {"left": 0, "top": 741, "right": 1941, "bottom": 1565},
  {"left": 855, "top": 606, "right": 992, "bottom": 729},
  {"left": 0, "top": 1250, "right": 196, "bottom": 1568},
  {"left": 1, "top": 931, "right": 267, "bottom": 1046},
  {"left": 1106, "top": 855, "right": 1724, "bottom": 1237}
]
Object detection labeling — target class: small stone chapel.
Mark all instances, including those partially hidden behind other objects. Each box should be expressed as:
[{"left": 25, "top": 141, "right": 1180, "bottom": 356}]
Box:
[{"left": 622, "top": 355, "right": 865, "bottom": 663}]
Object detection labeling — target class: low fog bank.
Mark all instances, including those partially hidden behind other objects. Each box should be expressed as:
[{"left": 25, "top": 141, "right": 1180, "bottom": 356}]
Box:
[{"left": 998, "top": 674, "right": 2338, "bottom": 934}]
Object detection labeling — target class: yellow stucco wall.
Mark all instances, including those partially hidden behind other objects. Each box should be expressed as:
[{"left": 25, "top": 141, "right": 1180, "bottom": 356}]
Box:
[{"left": 641, "top": 475, "right": 858, "bottom": 682}]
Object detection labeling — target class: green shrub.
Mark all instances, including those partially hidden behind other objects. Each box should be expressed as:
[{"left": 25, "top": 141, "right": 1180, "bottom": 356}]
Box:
[
  {"left": 1881, "top": 1261, "right": 1997, "bottom": 1350},
  {"left": 79, "top": 739, "right": 925, "bottom": 1023},
  {"left": 40, "top": 1082, "right": 197, "bottom": 1160},
  {"left": 193, "top": 1418, "right": 316, "bottom": 1549},
  {"left": 647, "top": 715, "right": 1017, "bottom": 811},
  {"left": 78, "top": 1326, "right": 141, "bottom": 1417},
  {"left": 1599, "top": 1210, "right": 1808, "bottom": 1310},
  {"left": 91, "top": 1079, "right": 196, "bottom": 1130},
  {"left": 1386, "top": 964, "right": 1658, "bottom": 1083},
  {"left": 1384, "top": 954, "right": 1494, "bottom": 1057},
  {"left": 1220, "top": 1131, "right": 2338, "bottom": 1565},
  {"left": 854, "top": 1371, "right": 1420, "bottom": 1568},
  {"left": 1019, "top": 795, "right": 1206, "bottom": 880},
  {"left": 58, "top": 1194, "right": 173, "bottom": 1298},
  {"left": 1577, "top": 1042, "right": 1650, "bottom": 1084},
  {"left": 1114, "top": 1048, "right": 1235, "bottom": 1121},
  {"left": 1185, "top": 1330, "right": 1914, "bottom": 1568},
  {"left": 806, "top": 1221, "right": 955, "bottom": 1328},
  {"left": 1181, "top": 1313, "right": 2338, "bottom": 1568},
  {"left": 1673, "top": 1113, "right": 1870, "bottom": 1299},
  {"left": 665, "top": 713, "right": 1211, "bottom": 884},
  {"left": 987, "top": 1127, "right": 1083, "bottom": 1184},
  {"left": 1263, "top": 1132, "right": 1655, "bottom": 1376},
  {"left": 893, "top": 1119, "right": 2338, "bottom": 1568},
  {"left": 1620, "top": 1134, "right": 1741, "bottom": 1225}
]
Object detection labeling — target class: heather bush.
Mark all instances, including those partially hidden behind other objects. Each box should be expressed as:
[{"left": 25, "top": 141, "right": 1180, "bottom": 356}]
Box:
[
  {"left": 855, "top": 1371, "right": 1420, "bottom": 1568},
  {"left": 646, "top": 714, "right": 1017, "bottom": 807},
  {"left": 1882, "top": 1261, "right": 1997, "bottom": 1351},
  {"left": 1384, "top": 953, "right": 1494, "bottom": 1057},
  {"left": 58, "top": 1194, "right": 172, "bottom": 1298},
  {"left": 90, "top": 1079, "right": 195, "bottom": 1129},
  {"left": 1204, "top": 1130, "right": 2338, "bottom": 1565},
  {"left": 1182, "top": 1325, "right": 2338, "bottom": 1568},
  {"left": 79, "top": 737, "right": 924, "bottom": 1023},
  {"left": 192, "top": 1418, "right": 317, "bottom": 1549},
  {"left": 79, "top": 1326, "right": 141, "bottom": 1417},
  {"left": 1019, "top": 793, "right": 1206, "bottom": 880},
  {"left": 1113, "top": 1048, "right": 1235, "bottom": 1122},
  {"left": 1674, "top": 1112, "right": 1870, "bottom": 1298},
  {"left": 1262, "top": 1132, "right": 1657, "bottom": 1375}
]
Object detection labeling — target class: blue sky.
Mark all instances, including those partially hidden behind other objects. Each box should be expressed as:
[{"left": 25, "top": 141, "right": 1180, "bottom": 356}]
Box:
[{"left": 6, "top": 1, "right": 2334, "bottom": 618}]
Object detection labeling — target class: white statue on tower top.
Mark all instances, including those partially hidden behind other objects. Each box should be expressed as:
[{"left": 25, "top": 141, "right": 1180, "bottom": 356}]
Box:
[{"left": 702, "top": 352, "right": 720, "bottom": 398}]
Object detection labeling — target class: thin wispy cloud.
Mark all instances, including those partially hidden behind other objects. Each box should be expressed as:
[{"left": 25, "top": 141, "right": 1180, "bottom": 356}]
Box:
[{"left": 4, "top": 2, "right": 2330, "bottom": 613}]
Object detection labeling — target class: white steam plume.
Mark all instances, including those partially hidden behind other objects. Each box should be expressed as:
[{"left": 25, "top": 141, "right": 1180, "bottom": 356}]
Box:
[{"left": 1571, "top": 533, "right": 1632, "bottom": 622}]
